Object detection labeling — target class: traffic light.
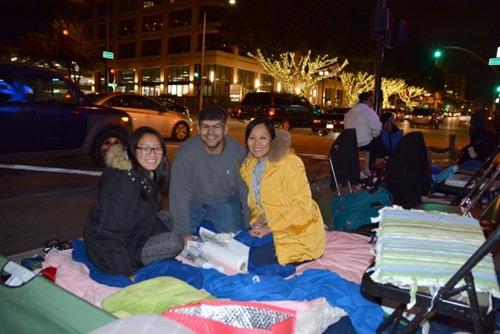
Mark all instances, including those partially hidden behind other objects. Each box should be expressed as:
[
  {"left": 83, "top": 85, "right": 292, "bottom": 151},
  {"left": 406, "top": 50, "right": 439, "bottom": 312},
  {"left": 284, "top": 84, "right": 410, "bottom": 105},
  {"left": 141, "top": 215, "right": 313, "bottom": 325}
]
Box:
[
  {"left": 108, "top": 68, "right": 116, "bottom": 84},
  {"left": 61, "top": 28, "right": 69, "bottom": 37},
  {"left": 193, "top": 64, "right": 201, "bottom": 85},
  {"left": 434, "top": 49, "right": 442, "bottom": 58}
]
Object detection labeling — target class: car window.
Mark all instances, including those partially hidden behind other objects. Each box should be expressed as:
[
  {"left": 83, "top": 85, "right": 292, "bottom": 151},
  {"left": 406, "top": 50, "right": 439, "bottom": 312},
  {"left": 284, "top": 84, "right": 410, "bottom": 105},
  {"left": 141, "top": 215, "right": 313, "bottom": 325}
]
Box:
[
  {"left": 299, "top": 97, "right": 312, "bottom": 108},
  {"left": 273, "top": 95, "right": 288, "bottom": 106},
  {"left": 20, "top": 74, "right": 79, "bottom": 104},
  {"left": 137, "top": 96, "right": 163, "bottom": 111},
  {"left": 0, "top": 71, "right": 16, "bottom": 102}
]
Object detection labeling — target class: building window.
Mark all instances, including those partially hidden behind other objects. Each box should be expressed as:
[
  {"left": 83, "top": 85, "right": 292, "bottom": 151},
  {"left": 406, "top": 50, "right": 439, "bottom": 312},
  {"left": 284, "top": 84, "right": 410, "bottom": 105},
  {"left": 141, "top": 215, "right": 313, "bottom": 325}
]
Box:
[
  {"left": 167, "top": 66, "right": 189, "bottom": 97},
  {"left": 204, "top": 64, "right": 230, "bottom": 97},
  {"left": 142, "top": 39, "right": 161, "bottom": 56},
  {"left": 143, "top": 0, "right": 162, "bottom": 8},
  {"left": 143, "top": 14, "right": 163, "bottom": 32},
  {"left": 167, "top": 66, "right": 189, "bottom": 82},
  {"left": 167, "top": 36, "right": 190, "bottom": 54},
  {"left": 141, "top": 68, "right": 161, "bottom": 96},
  {"left": 168, "top": 9, "right": 191, "bottom": 28},
  {"left": 260, "top": 74, "right": 274, "bottom": 92},
  {"left": 238, "top": 69, "right": 254, "bottom": 97},
  {"left": 119, "top": 0, "right": 136, "bottom": 12},
  {"left": 98, "top": 1, "right": 113, "bottom": 17},
  {"left": 117, "top": 69, "right": 136, "bottom": 93},
  {"left": 97, "top": 23, "right": 113, "bottom": 39},
  {"left": 119, "top": 19, "right": 136, "bottom": 35},
  {"left": 118, "top": 42, "right": 136, "bottom": 58},
  {"left": 198, "top": 33, "right": 232, "bottom": 53}
]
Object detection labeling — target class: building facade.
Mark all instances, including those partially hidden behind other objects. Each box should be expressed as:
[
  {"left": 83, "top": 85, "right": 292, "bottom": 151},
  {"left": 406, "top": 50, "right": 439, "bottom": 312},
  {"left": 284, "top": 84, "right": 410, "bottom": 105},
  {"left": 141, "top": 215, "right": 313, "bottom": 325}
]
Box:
[{"left": 86, "top": 0, "right": 344, "bottom": 112}]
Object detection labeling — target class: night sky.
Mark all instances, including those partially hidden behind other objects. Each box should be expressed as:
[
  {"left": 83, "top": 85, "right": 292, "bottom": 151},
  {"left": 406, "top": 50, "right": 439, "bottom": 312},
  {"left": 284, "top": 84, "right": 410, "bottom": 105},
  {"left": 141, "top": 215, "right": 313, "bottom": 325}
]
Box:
[{"left": 1, "top": 0, "right": 499, "bottom": 102}]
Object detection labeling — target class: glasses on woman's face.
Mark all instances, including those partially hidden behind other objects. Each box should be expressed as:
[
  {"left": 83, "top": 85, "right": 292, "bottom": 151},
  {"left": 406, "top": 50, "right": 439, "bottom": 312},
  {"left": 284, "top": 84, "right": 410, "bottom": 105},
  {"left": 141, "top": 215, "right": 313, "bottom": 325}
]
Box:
[
  {"left": 199, "top": 123, "right": 225, "bottom": 131},
  {"left": 136, "top": 146, "right": 164, "bottom": 155}
]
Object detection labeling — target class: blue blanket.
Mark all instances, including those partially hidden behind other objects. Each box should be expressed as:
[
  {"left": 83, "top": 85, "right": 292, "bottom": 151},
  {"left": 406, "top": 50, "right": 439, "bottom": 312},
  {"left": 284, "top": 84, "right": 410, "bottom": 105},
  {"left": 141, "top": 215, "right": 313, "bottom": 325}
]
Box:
[{"left": 201, "top": 267, "right": 384, "bottom": 334}]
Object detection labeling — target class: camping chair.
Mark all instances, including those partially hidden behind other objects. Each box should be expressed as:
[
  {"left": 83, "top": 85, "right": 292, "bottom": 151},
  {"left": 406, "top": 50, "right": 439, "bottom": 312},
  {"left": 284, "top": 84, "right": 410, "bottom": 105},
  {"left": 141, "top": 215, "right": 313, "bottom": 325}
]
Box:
[
  {"left": 428, "top": 134, "right": 459, "bottom": 168},
  {"left": 417, "top": 152, "right": 500, "bottom": 217},
  {"left": 361, "top": 198, "right": 500, "bottom": 333}
]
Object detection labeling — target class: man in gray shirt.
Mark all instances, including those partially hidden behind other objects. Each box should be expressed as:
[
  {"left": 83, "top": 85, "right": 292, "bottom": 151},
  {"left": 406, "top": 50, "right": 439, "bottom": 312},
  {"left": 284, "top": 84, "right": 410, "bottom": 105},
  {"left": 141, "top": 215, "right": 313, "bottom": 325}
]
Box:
[{"left": 170, "top": 106, "right": 250, "bottom": 237}]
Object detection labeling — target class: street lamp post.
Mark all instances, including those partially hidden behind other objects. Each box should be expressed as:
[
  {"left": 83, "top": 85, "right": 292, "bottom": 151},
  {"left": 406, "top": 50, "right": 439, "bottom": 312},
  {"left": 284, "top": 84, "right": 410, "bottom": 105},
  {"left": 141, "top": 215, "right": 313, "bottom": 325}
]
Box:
[{"left": 199, "top": 10, "right": 207, "bottom": 113}]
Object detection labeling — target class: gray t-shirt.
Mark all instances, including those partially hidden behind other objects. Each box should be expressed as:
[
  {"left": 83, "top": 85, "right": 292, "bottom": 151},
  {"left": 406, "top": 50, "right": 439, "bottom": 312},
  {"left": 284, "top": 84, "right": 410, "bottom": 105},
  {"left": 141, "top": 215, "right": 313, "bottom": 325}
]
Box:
[{"left": 169, "top": 135, "right": 250, "bottom": 236}]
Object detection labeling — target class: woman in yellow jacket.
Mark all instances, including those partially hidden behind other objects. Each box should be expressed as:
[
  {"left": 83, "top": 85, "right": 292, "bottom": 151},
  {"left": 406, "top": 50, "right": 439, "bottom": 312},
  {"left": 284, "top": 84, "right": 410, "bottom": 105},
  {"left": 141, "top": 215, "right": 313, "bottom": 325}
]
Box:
[{"left": 239, "top": 118, "right": 325, "bottom": 265}]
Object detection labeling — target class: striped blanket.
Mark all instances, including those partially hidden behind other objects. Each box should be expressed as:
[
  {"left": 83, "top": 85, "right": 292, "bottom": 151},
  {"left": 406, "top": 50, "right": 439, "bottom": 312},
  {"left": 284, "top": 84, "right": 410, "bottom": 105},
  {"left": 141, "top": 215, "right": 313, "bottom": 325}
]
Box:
[{"left": 370, "top": 207, "right": 500, "bottom": 305}]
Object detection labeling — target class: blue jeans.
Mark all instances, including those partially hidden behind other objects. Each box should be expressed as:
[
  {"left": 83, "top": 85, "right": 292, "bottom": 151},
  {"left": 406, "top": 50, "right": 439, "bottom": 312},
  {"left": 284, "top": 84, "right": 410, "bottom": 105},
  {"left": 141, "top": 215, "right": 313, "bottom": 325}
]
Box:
[{"left": 189, "top": 194, "right": 245, "bottom": 235}]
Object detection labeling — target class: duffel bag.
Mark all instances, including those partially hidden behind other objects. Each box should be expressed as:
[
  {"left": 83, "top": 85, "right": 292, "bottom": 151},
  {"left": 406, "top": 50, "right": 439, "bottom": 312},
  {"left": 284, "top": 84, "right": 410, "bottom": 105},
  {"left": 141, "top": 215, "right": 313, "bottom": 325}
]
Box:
[{"left": 332, "top": 186, "right": 392, "bottom": 231}]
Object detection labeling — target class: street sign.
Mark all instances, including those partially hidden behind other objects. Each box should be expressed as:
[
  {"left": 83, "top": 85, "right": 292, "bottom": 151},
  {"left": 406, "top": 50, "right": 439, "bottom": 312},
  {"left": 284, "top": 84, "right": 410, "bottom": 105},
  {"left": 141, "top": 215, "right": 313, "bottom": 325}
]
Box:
[
  {"left": 489, "top": 57, "right": 500, "bottom": 66},
  {"left": 102, "top": 51, "right": 114, "bottom": 60}
]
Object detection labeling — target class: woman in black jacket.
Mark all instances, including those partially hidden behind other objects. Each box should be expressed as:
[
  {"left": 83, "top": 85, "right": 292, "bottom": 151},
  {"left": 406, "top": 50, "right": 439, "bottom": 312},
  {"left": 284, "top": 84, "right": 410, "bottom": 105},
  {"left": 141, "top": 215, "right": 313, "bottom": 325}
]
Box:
[{"left": 84, "top": 127, "right": 184, "bottom": 278}]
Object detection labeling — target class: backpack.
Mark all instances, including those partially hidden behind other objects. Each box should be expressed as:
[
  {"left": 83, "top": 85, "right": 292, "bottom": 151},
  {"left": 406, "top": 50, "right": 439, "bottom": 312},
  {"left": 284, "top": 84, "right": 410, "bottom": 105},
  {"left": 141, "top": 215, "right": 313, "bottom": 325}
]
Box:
[{"left": 331, "top": 186, "right": 393, "bottom": 232}]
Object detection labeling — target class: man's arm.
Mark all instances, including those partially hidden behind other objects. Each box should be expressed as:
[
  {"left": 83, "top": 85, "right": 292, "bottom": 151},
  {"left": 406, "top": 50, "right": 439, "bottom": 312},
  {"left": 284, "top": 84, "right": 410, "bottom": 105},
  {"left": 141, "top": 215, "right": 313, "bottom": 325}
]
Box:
[{"left": 169, "top": 151, "right": 193, "bottom": 237}]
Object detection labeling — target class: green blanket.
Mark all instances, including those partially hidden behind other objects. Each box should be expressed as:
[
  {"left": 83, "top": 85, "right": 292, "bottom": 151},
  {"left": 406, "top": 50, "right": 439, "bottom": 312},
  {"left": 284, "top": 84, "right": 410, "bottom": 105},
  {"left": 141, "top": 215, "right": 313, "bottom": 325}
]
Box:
[{"left": 102, "top": 276, "right": 216, "bottom": 317}]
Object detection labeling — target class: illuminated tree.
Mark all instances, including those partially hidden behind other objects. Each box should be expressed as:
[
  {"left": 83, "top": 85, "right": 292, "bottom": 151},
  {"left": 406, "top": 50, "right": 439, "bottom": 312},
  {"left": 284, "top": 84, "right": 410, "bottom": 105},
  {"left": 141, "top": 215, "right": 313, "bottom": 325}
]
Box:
[
  {"left": 398, "top": 85, "right": 426, "bottom": 108},
  {"left": 339, "top": 71, "right": 374, "bottom": 107},
  {"left": 248, "top": 49, "right": 348, "bottom": 96},
  {"left": 381, "top": 77, "right": 406, "bottom": 108}
]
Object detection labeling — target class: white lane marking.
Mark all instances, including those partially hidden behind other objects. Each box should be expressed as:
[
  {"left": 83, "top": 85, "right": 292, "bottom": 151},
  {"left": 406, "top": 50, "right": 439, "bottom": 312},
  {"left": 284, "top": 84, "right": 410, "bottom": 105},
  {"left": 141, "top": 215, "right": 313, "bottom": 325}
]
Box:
[{"left": 0, "top": 164, "right": 102, "bottom": 176}]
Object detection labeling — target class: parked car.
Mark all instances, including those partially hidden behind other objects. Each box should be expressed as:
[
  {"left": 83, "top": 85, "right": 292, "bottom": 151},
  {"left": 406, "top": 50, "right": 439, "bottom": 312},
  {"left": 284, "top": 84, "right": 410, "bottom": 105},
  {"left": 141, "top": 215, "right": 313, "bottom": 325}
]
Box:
[
  {"left": 0, "top": 62, "right": 133, "bottom": 166},
  {"left": 408, "top": 108, "right": 440, "bottom": 129},
  {"left": 87, "top": 92, "right": 193, "bottom": 142},
  {"left": 311, "top": 107, "right": 350, "bottom": 135},
  {"left": 236, "top": 92, "right": 321, "bottom": 130},
  {"left": 381, "top": 108, "right": 405, "bottom": 122},
  {"left": 153, "top": 95, "right": 190, "bottom": 116}
]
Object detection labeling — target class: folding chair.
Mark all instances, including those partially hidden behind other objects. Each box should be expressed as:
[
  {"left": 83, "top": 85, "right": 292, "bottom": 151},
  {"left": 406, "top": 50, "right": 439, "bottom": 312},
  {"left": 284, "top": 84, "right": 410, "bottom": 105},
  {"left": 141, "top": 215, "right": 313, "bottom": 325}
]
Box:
[
  {"left": 417, "top": 152, "right": 500, "bottom": 216},
  {"left": 361, "top": 199, "right": 500, "bottom": 334},
  {"left": 428, "top": 134, "right": 459, "bottom": 168}
]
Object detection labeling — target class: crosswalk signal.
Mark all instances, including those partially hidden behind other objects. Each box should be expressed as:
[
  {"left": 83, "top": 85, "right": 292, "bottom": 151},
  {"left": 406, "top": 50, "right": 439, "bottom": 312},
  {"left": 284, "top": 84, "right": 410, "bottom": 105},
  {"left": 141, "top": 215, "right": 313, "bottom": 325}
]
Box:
[{"left": 193, "top": 64, "right": 201, "bottom": 85}]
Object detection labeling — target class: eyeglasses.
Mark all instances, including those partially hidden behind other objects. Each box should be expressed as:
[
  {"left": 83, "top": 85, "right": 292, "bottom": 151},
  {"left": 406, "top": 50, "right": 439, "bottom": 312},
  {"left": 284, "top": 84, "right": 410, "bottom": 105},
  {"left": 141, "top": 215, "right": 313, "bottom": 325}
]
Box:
[
  {"left": 199, "top": 123, "right": 225, "bottom": 131},
  {"left": 136, "top": 146, "right": 164, "bottom": 154}
]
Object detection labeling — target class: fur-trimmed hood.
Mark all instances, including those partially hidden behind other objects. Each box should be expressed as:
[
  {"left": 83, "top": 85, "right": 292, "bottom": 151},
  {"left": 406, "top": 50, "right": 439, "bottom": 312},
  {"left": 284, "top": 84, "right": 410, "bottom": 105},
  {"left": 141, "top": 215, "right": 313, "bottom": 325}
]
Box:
[
  {"left": 105, "top": 144, "right": 132, "bottom": 170},
  {"left": 267, "top": 129, "right": 292, "bottom": 163}
]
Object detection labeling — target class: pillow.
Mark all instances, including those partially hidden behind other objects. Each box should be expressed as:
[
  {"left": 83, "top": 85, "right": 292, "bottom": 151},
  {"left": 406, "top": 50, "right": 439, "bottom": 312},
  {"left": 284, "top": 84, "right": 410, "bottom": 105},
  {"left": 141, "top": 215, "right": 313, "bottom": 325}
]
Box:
[{"left": 102, "top": 276, "right": 216, "bottom": 317}]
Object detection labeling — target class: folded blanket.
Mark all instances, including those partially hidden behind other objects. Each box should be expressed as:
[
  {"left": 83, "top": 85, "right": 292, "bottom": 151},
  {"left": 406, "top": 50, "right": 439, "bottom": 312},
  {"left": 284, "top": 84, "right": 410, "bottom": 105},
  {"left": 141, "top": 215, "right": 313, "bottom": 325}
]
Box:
[{"left": 71, "top": 238, "right": 204, "bottom": 289}]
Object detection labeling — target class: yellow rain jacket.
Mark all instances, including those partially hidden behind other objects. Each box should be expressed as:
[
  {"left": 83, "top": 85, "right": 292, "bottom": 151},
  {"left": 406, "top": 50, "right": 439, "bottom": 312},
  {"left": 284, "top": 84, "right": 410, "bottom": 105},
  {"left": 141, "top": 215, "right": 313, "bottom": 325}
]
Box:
[{"left": 239, "top": 130, "right": 325, "bottom": 265}]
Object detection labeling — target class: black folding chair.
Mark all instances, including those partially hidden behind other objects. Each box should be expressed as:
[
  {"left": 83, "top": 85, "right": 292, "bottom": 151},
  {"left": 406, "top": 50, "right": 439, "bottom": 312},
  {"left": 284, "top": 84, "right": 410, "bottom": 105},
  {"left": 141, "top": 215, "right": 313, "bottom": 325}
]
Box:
[{"left": 361, "top": 195, "right": 500, "bottom": 333}]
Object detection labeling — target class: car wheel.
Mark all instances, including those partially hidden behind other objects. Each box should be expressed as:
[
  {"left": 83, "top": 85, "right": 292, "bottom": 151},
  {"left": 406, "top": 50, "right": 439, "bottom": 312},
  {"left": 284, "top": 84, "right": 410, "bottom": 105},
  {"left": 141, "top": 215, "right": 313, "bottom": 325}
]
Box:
[
  {"left": 279, "top": 117, "right": 291, "bottom": 131},
  {"left": 92, "top": 128, "right": 127, "bottom": 167},
  {"left": 320, "top": 130, "right": 329, "bottom": 136},
  {"left": 311, "top": 127, "right": 319, "bottom": 133},
  {"left": 434, "top": 123, "right": 439, "bottom": 130},
  {"left": 172, "top": 122, "right": 190, "bottom": 142}
]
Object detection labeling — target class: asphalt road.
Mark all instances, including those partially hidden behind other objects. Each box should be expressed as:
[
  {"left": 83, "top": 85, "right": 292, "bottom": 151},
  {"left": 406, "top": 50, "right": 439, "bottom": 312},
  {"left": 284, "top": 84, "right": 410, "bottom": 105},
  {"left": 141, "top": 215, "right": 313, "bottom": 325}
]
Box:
[{"left": 0, "top": 117, "right": 471, "bottom": 256}]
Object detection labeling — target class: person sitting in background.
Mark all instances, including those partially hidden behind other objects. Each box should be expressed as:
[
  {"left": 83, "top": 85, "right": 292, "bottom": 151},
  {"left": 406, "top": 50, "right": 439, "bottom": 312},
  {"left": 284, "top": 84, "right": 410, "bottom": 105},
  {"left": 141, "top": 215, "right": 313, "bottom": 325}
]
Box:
[
  {"left": 84, "top": 127, "right": 184, "bottom": 278},
  {"left": 344, "top": 92, "right": 388, "bottom": 165},
  {"left": 380, "top": 111, "right": 403, "bottom": 155},
  {"left": 239, "top": 118, "right": 325, "bottom": 266}
]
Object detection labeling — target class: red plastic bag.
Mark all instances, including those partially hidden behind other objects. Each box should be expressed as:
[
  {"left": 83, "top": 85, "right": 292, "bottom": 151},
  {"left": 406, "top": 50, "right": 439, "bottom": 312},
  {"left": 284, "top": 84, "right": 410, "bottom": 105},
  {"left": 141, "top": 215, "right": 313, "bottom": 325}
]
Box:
[{"left": 163, "top": 300, "right": 295, "bottom": 333}]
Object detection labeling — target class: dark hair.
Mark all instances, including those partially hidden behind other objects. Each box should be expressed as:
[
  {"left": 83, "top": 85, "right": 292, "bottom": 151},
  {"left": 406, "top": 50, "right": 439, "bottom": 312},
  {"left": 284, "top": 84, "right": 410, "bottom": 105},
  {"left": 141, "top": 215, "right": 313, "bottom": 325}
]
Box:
[
  {"left": 199, "top": 105, "right": 227, "bottom": 123},
  {"left": 126, "top": 127, "right": 169, "bottom": 205},
  {"left": 244, "top": 118, "right": 276, "bottom": 150},
  {"left": 358, "top": 92, "right": 373, "bottom": 103}
]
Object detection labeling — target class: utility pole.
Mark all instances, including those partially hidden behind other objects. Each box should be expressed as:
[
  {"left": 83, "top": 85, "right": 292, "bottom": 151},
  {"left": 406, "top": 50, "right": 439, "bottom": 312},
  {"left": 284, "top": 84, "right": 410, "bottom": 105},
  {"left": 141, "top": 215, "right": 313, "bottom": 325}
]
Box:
[
  {"left": 373, "top": 0, "right": 386, "bottom": 114},
  {"left": 199, "top": 10, "right": 207, "bottom": 113}
]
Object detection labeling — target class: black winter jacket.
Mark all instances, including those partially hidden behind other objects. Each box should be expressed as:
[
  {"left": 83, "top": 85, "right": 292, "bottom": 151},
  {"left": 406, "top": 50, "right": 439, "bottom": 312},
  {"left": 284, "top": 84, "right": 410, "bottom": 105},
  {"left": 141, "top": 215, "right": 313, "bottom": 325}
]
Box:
[{"left": 83, "top": 146, "right": 169, "bottom": 276}]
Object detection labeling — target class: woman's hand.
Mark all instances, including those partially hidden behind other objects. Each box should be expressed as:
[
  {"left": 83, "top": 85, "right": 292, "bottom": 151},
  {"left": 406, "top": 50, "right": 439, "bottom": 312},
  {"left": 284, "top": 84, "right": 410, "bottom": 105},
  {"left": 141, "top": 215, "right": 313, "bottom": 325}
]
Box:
[{"left": 249, "top": 226, "right": 271, "bottom": 238}]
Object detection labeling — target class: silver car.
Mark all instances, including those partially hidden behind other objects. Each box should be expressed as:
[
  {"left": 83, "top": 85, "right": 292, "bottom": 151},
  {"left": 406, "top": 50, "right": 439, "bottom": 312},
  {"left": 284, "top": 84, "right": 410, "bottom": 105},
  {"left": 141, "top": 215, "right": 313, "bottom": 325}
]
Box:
[{"left": 87, "top": 92, "right": 193, "bottom": 141}]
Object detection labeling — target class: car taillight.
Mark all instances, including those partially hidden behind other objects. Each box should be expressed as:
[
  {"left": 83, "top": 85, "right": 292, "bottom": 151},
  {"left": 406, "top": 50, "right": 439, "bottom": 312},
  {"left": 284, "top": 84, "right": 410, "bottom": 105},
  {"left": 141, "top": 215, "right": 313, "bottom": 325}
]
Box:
[
  {"left": 269, "top": 107, "right": 275, "bottom": 117},
  {"left": 313, "top": 119, "right": 320, "bottom": 124},
  {"left": 237, "top": 109, "right": 241, "bottom": 117}
]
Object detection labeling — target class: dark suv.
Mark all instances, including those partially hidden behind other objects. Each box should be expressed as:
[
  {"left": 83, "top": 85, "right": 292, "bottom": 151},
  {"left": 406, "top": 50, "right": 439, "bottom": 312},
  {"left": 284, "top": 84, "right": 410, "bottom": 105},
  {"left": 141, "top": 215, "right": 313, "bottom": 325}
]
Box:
[
  {"left": 237, "top": 92, "right": 321, "bottom": 130},
  {"left": 409, "top": 108, "right": 440, "bottom": 129},
  {"left": 0, "top": 62, "right": 133, "bottom": 166}
]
